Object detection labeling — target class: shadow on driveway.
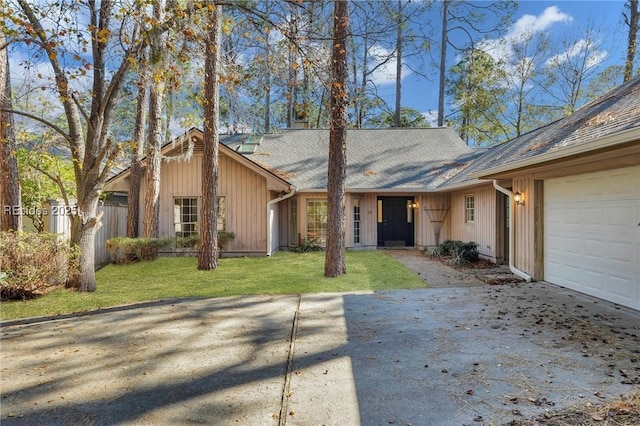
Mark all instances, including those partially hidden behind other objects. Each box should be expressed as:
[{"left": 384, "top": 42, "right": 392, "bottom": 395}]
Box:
[{"left": 2, "top": 284, "right": 639, "bottom": 425}]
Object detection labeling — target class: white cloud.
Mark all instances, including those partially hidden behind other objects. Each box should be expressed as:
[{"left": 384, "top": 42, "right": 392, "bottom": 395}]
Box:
[
  {"left": 368, "top": 44, "right": 412, "bottom": 86},
  {"left": 546, "top": 38, "right": 608, "bottom": 69},
  {"left": 479, "top": 6, "right": 573, "bottom": 64},
  {"left": 508, "top": 6, "right": 573, "bottom": 40}
]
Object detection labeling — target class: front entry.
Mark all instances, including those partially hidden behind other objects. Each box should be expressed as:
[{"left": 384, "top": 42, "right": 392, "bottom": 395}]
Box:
[{"left": 377, "top": 197, "right": 415, "bottom": 247}]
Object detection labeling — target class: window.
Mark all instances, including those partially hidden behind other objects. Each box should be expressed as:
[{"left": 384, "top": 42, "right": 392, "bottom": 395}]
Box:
[
  {"left": 307, "top": 199, "right": 328, "bottom": 245},
  {"left": 465, "top": 195, "right": 475, "bottom": 223},
  {"left": 353, "top": 198, "right": 361, "bottom": 245},
  {"left": 174, "top": 197, "right": 198, "bottom": 237},
  {"left": 173, "top": 196, "right": 226, "bottom": 238}
]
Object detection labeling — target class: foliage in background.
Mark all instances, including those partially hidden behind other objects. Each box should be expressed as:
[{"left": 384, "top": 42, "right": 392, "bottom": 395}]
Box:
[
  {"left": 0, "top": 231, "right": 79, "bottom": 300},
  {"left": 428, "top": 239, "right": 479, "bottom": 266},
  {"left": 16, "top": 146, "right": 76, "bottom": 232}
]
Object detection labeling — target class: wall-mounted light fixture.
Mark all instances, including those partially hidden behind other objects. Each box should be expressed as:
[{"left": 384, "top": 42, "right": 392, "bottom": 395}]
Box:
[
  {"left": 408, "top": 201, "right": 418, "bottom": 209},
  {"left": 513, "top": 191, "right": 525, "bottom": 206}
]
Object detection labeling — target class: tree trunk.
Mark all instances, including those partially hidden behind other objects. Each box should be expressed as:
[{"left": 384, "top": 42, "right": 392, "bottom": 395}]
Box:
[
  {"left": 127, "top": 48, "right": 149, "bottom": 238},
  {"left": 325, "top": 0, "right": 348, "bottom": 278},
  {"left": 198, "top": 3, "right": 222, "bottom": 270},
  {"left": 625, "top": 0, "right": 639, "bottom": 82},
  {"left": 437, "top": 0, "right": 449, "bottom": 127},
  {"left": 69, "top": 194, "right": 101, "bottom": 292},
  {"left": 142, "top": 2, "right": 166, "bottom": 239},
  {"left": 264, "top": 26, "right": 271, "bottom": 133},
  {"left": 394, "top": 0, "right": 403, "bottom": 128},
  {"left": 0, "top": 33, "right": 22, "bottom": 232}
]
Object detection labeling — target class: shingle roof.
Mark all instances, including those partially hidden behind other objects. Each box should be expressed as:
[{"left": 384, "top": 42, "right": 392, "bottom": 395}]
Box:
[
  {"left": 443, "top": 75, "right": 640, "bottom": 186},
  {"left": 221, "top": 127, "right": 475, "bottom": 191}
]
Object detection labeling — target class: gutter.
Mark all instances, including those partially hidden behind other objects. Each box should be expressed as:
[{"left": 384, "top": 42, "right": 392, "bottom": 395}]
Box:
[
  {"left": 492, "top": 180, "right": 532, "bottom": 282},
  {"left": 266, "top": 185, "right": 298, "bottom": 256}
]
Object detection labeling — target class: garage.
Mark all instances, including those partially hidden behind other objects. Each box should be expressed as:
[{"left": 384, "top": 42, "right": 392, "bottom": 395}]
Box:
[{"left": 544, "top": 165, "right": 640, "bottom": 310}]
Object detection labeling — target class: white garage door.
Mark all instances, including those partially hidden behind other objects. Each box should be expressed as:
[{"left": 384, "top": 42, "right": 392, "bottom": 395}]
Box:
[{"left": 544, "top": 165, "right": 640, "bottom": 310}]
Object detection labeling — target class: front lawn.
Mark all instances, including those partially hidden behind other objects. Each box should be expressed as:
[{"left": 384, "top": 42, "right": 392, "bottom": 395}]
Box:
[{"left": 0, "top": 250, "right": 426, "bottom": 321}]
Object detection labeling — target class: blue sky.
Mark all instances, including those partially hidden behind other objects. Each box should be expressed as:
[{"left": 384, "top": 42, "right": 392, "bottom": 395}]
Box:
[{"left": 376, "top": 0, "right": 631, "bottom": 124}]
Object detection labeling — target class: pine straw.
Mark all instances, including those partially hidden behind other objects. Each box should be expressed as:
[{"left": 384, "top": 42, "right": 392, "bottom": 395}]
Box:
[{"left": 506, "top": 388, "right": 640, "bottom": 425}]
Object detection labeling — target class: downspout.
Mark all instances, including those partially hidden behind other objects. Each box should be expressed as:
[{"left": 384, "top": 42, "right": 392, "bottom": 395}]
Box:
[
  {"left": 266, "top": 185, "right": 298, "bottom": 256},
  {"left": 492, "top": 180, "right": 532, "bottom": 282}
]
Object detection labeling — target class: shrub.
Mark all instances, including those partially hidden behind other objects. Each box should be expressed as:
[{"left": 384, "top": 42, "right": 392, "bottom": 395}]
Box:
[
  {"left": 427, "top": 239, "right": 479, "bottom": 266},
  {"left": 105, "top": 237, "right": 172, "bottom": 264},
  {"left": 292, "top": 238, "right": 324, "bottom": 253},
  {"left": 171, "top": 231, "right": 236, "bottom": 252},
  {"left": 0, "top": 231, "right": 80, "bottom": 300}
]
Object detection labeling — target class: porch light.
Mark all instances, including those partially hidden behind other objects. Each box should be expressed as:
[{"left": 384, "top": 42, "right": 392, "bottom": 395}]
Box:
[
  {"left": 514, "top": 191, "right": 525, "bottom": 206},
  {"left": 408, "top": 201, "right": 418, "bottom": 209}
]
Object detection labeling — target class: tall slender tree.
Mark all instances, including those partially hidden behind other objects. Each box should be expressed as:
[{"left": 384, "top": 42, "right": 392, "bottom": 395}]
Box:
[
  {"left": 142, "top": 0, "right": 168, "bottom": 238},
  {"left": 198, "top": 2, "right": 222, "bottom": 270},
  {"left": 0, "top": 32, "right": 22, "bottom": 232},
  {"left": 126, "top": 47, "right": 149, "bottom": 238},
  {"left": 325, "top": 0, "right": 348, "bottom": 278},
  {"left": 624, "top": 0, "right": 639, "bottom": 81}
]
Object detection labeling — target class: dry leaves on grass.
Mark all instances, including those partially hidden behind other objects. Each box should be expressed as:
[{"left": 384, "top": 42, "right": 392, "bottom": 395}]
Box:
[{"left": 506, "top": 389, "right": 640, "bottom": 425}]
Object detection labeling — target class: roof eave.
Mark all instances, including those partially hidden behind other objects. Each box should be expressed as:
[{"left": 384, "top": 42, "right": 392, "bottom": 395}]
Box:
[{"left": 469, "top": 127, "right": 640, "bottom": 180}]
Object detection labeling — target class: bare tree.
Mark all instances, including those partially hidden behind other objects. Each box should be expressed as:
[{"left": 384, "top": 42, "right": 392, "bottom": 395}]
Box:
[
  {"left": 198, "top": 3, "right": 222, "bottom": 270},
  {"left": 624, "top": 0, "right": 639, "bottom": 81},
  {"left": 325, "top": 0, "right": 348, "bottom": 278},
  {"left": 0, "top": 32, "right": 22, "bottom": 232}
]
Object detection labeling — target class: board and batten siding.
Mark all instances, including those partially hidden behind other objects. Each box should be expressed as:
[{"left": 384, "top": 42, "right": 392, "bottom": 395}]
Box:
[
  {"left": 418, "top": 193, "right": 451, "bottom": 248},
  {"left": 449, "top": 184, "right": 500, "bottom": 261},
  {"left": 139, "top": 152, "right": 270, "bottom": 254},
  {"left": 512, "top": 176, "right": 537, "bottom": 277}
]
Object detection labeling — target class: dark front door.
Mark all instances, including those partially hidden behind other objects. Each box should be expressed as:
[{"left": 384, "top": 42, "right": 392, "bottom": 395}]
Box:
[{"left": 377, "top": 197, "right": 415, "bottom": 247}]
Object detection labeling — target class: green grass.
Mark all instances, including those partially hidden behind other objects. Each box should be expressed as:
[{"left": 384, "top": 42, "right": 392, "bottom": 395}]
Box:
[{"left": 0, "top": 250, "right": 426, "bottom": 321}]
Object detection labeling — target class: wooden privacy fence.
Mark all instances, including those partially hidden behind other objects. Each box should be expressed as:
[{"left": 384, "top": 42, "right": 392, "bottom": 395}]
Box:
[{"left": 44, "top": 200, "right": 128, "bottom": 268}]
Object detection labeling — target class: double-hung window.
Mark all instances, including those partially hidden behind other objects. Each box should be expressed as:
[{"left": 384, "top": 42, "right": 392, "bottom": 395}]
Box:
[
  {"left": 465, "top": 195, "right": 475, "bottom": 223},
  {"left": 174, "top": 196, "right": 226, "bottom": 238},
  {"left": 174, "top": 197, "right": 198, "bottom": 237}
]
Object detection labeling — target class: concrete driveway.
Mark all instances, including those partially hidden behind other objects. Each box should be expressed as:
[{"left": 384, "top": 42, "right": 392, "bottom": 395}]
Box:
[{"left": 1, "top": 266, "right": 639, "bottom": 425}]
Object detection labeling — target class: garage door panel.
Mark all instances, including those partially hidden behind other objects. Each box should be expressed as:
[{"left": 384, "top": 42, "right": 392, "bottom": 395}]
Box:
[{"left": 544, "top": 165, "right": 640, "bottom": 311}]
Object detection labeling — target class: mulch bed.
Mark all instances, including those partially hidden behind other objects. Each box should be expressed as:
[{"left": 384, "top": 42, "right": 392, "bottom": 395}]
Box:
[{"left": 505, "top": 389, "right": 640, "bottom": 425}]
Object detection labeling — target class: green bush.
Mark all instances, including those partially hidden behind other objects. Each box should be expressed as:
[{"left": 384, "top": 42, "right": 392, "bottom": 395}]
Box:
[
  {"left": 0, "top": 231, "right": 80, "bottom": 300},
  {"left": 427, "top": 239, "right": 479, "bottom": 266},
  {"left": 105, "top": 237, "right": 172, "bottom": 264},
  {"left": 171, "top": 232, "right": 236, "bottom": 251}
]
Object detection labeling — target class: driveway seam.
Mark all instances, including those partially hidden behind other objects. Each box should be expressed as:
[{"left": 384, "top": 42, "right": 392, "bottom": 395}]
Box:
[{"left": 278, "top": 293, "right": 301, "bottom": 425}]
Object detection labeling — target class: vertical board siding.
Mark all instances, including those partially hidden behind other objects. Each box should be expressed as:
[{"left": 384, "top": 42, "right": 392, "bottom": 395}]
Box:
[
  {"left": 421, "top": 193, "right": 451, "bottom": 248},
  {"left": 147, "top": 152, "right": 269, "bottom": 254},
  {"left": 513, "top": 176, "right": 536, "bottom": 274},
  {"left": 449, "top": 185, "right": 499, "bottom": 261}
]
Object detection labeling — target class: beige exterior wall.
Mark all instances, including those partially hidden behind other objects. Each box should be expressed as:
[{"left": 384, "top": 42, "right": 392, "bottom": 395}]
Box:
[
  {"left": 418, "top": 193, "right": 451, "bottom": 249},
  {"left": 139, "top": 152, "right": 271, "bottom": 254},
  {"left": 512, "top": 176, "right": 538, "bottom": 278},
  {"left": 449, "top": 184, "right": 502, "bottom": 262}
]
